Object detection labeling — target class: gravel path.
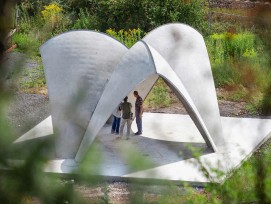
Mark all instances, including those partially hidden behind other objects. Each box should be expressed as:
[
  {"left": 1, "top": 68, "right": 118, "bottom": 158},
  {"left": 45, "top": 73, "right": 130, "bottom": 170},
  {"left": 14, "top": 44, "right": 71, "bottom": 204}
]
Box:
[{"left": 6, "top": 92, "right": 49, "bottom": 137}]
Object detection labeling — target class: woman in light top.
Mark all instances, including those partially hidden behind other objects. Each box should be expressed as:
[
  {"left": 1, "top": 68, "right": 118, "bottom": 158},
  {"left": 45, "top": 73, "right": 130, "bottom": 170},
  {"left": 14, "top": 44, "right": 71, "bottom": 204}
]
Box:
[{"left": 111, "top": 105, "right": 121, "bottom": 135}]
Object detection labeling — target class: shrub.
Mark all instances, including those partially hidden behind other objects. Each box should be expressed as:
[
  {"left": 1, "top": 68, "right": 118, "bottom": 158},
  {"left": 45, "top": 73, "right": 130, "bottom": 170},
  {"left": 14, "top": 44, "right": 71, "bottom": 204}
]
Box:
[
  {"left": 207, "top": 32, "right": 257, "bottom": 64},
  {"left": 212, "top": 61, "right": 237, "bottom": 87},
  {"left": 17, "top": 6, "right": 33, "bottom": 34},
  {"left": 41, "top": 3, "right": 63, "bottom": 25},
  {"left": 72, "top": 8, "right": 98, "bottom": 30},
  {"left": 12, "top": 33, "right": 40, "bottom": 56},
  {"left": 12, "top": 33, "right": 29, "bottom": 51},
  {"left": 41, "top": 3, "right": 72, "bottom": 36},
  {"left": 93, "top": 0, "right": 207, "bottom": 33},
  {"left": 106, "top": 28, "right": 145, "bottom": 48}
]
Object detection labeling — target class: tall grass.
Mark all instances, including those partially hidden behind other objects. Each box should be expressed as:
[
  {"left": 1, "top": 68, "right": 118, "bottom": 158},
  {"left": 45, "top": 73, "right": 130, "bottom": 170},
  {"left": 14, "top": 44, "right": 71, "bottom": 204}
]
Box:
[
  {"left": 206, "top": 31, "right": 271, "bottom": 113},
  {"left": 207, "top": 32, "right": 257, "bottom": 64}
]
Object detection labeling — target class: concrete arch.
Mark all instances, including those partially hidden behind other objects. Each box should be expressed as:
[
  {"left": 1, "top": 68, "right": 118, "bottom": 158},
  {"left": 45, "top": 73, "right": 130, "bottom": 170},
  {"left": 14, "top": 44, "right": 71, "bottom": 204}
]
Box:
[
  {"left": 76, "top": 40, "right": 216, "bottom": 161},
  {"left": 40, "top": 31, "right": 128, "bottom": 158},
  {"left": 143, "top": 23, "right": 225, "bottom": 147},
  {"left": 40, "top": 24, "right": 223, "bottom": 160},
  {"left": 75, "top": 41, "right": 157, "bottom": 160}
]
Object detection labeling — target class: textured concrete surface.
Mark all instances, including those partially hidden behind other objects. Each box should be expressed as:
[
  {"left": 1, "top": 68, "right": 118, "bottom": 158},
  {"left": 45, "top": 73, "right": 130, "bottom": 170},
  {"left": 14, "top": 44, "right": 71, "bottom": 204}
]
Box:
[
  {"left": 143, "top": 24, "right": 224, "bottom": 147},
  {"left": 40, "top": 31, "right": 128, "bottom": 158},
  {"left": 13, "top": 113, "right": 271, "bottom": 183},
  {"left": 147, "top": 43, "right": 216, "bottom": 150},
  {"left": 13, "top": 116, "right": 53, "bottom": 143},
  {"left": 40, "top": 24, "right": 224, "bottom": 160},
  {"left": 76, "top": 36, "right": 220, "bottom": 160},
  {"left": 75, "top": 41, "right": 157, "bottom": 160}
]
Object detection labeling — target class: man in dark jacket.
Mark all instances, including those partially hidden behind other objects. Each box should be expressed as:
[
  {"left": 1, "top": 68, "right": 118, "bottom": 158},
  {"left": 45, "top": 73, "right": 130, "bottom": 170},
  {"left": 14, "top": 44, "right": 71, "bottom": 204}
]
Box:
[{"left": 133, "top": 91, "right": 143, "bottom": 135}]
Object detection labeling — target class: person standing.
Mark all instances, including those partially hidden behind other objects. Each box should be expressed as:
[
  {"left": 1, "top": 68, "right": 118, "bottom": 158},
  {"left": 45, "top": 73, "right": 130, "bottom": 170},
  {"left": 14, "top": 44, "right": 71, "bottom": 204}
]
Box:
[
  {"left": 119, "top": 96, "right": 132, "bottom": 139},
  {"left": 111, "top": 105, "right": 121, "bottom": 134},
  {"left": 133, "top": 91, "right": 143, "bottom": 135}
]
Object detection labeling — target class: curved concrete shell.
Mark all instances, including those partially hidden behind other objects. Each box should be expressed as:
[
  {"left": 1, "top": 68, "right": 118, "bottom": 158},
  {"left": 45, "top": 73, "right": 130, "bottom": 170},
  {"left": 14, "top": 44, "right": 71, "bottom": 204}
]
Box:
[
  {"left": 40, "top": 24, "right": 224, "bottom": 161},
  {"left": 75, "top": 41, "right": 216, "bottom": 160},
  {"left": 75, "top": 41, "right": 157, "bottom": 160},
  {"left": 40, "top": 31, "right": 128, "bottom": 158},
  {"left": 143, "top": 24, "right": 225, "bottom": 147},
  {"left": 15, "top": 24, "right": 271, "bottom": 183}
]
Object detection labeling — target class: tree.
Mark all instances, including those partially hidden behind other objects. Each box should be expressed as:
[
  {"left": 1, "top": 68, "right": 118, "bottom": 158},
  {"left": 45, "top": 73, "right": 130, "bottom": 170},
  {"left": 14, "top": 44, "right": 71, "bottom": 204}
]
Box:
[{"left": 91, "top": 0, "right": 207, "bottom": 33}]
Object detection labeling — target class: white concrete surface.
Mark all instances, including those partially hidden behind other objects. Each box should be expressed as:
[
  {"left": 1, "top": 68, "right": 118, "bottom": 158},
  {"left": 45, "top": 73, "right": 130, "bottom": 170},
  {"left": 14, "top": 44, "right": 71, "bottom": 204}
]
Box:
[
  {"left": 131, "top": 114, "right": 205, "bottom": 143},
  {"left": 40, "top": 31, "right": 128, "bottom": 158},
  {"left": 126, "top": 114, "right": 271, "bottom": 182},
  {"left": 13, "top": 113, "right": 271, "bottom": 183},
  {"left": 13, "top": 116, "right": 53, "bottom": 143},
  {"left": 41, "top": 24, "right": 224, "bottom": 160},
  {"left": 75, "top": 41, "right": 157, "bottom": 160},
  {"left": 76, "top": 40, "right": 217, "bottom": 160},
  {"left": 147, "top": 43, "right": 216, "bottom": 150},
  {"left": 143, "top": 24, "right": 224, "bottom": 147}
]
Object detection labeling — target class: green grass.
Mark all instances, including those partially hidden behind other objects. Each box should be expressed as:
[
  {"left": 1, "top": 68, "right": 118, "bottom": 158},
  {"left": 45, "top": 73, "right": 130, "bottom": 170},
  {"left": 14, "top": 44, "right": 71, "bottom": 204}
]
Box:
[
  {"left": 12, "top": 32, "right": 41, "bottom": 57},
  {"left": 145, "top": 78, "right": 172, "bottom": 109},
  {"left": 18, "top": 63, "right": 46, "bottom": 91},
  {"left": 218, "top": 147, "right": 271, "bottom": 203},
  {"left": 205, "top": 31, "right": 271, "bottom": 114}
]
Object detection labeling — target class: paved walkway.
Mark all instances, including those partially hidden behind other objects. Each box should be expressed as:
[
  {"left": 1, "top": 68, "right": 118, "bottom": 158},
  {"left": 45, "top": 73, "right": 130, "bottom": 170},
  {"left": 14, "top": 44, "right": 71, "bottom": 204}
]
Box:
[{"left": 11, "top": 113, "right": 271, "bottom": 183}]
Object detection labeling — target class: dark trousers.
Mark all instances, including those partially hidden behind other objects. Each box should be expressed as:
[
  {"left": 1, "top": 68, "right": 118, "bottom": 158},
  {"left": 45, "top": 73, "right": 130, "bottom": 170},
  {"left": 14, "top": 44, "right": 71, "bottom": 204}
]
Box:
[
  {"left": 135, "top": 110, "right": 142, "bottom": 133},
  {"left": 111, "top": 116, "right": 121, "bottom": 133}
]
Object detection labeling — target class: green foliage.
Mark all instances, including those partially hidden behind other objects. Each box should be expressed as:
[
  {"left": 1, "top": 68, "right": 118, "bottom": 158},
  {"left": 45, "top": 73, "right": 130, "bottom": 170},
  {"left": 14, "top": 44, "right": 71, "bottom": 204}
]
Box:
[
  {"left": 15, "top": 0, "right": 208, "bottom": 57},
  {"left": 41, "top": 3, "right": 63, "bottom": 21},
  {"left": 207, "top": 32, "right": 257, "bottom": 64},
  {"left": 260, "top": 82, "right": 271, "bottom": 115},
  {"left": 212, "top": 58, "right": 271, "bottom": 112},
  {"left": 144, "top": 0, "right": 207, "bottom": 32},
  {"left": 212, "top": 150, "right": 271, "bottom": 203},
  {"left": 12, "top": 33, "right": 29, "bottom": 51},
  {"left": 106, "top": 28, "right": 145, "bottom": 48},
  {"left": 40, "top": 3, "right": 72, "bottom": 36},
  {"left": 212, "top": 62, "right": 236, "bottom": 87},
  {"left": 12, "top": 33, "right": 40, "bottom": 56},
  {"left": 206, "top": 31, "right": 271, "bottom": 113},
  {"left": 1, "top": 2, "right": 85, "bottom": 202},
  {"left": 17, "top": 7, "right": 33, "bottom": 34},
  {"left": 145, "top": 78, "right": 172, "bottom": 109},
  {"left": 86, "top": 0, "right": 207, "bottom": 33},
  {"left": 17, "top": 0, "right": 207, "bottom": 34},
  {"left": 20, "top": 3, "right": 70, "bottom": 33},
  {"left": 72, "top": 8, "right": 98, "bottom": 30},
  {"left": 18, "top": 0, "right": 44, "bottom": 15},
  {"left": 19, "top": 64, "right": 46, "bottom": 90}
]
